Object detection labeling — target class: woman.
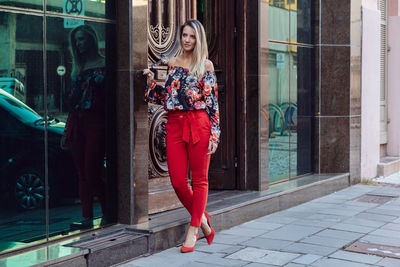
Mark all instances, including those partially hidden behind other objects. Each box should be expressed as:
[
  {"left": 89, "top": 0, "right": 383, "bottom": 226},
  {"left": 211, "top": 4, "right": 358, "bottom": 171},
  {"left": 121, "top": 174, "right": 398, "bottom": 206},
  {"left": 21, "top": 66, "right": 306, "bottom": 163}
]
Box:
[
  {"left": 64, "top": 24, "right": 107, "bottom": 229},
  {"left": 144, "top": 19, "right": 219, "bottom": 252}
]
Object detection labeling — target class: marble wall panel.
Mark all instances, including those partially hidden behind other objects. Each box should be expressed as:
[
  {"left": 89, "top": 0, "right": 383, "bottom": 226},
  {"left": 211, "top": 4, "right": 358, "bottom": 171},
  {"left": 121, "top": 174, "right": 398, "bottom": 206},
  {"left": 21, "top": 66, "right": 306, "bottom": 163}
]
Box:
[
  {"left": 116, "top": 69, "right": 134, "bottom": 224},
  {"left": 116, "top": 0, "right": 135, "bottom": 224},
  {"left": 350, "top": 116, "right": 361, "bottom": 184},
  {"left": 320, "top": 46, "right": 350, "bottom": 116},
  {"left": 320, "top": 0, "right": 351, "bottom": 44},
  {"left": 314, "top": 0, "right": 320, "bottom": 44},
  {"left": 319, "top": 117, "right": 350, "bottom": 173}
]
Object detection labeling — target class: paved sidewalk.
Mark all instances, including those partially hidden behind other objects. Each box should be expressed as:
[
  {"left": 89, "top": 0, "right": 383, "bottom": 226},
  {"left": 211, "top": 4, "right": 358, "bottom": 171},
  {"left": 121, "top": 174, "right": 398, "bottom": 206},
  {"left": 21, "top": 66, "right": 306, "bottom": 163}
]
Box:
[{"left": 118, "top": 183, "right": 400, "bottom": 267}]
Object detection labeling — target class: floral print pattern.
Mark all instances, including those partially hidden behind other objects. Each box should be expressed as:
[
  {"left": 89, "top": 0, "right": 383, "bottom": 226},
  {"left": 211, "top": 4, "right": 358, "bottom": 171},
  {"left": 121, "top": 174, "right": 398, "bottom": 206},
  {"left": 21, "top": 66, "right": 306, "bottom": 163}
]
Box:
[
  {"left": 144, "top": 66, "right": 220, "bottom": 145},
  {"left": 69, "top": 67, "right": 105, "bottom": 112}
]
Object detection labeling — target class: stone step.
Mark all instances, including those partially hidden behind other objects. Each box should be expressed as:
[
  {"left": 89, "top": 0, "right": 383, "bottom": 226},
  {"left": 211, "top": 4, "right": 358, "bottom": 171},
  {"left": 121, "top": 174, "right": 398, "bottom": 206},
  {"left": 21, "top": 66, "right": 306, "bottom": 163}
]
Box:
[{"left": 377, "top": 157, "right": 400, "bottom": 177}]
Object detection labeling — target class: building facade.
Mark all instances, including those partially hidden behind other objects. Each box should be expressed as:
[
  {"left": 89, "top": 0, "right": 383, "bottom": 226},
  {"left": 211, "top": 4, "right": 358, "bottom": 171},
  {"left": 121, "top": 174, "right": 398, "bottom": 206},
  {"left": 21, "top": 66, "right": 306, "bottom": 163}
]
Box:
[{"left": 0, "top": 0, "right": 398, "bottom": 266}]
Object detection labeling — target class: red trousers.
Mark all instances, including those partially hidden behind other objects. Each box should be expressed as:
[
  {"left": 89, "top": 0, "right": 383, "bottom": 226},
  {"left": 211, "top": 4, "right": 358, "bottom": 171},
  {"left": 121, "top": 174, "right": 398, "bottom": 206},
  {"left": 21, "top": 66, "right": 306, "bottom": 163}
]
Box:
[
  {"left": 166, "top": 110, "right": 211, "bottom": 227},
  {"left": 67, "top": 111, "right": 106, "bottom": 218}
]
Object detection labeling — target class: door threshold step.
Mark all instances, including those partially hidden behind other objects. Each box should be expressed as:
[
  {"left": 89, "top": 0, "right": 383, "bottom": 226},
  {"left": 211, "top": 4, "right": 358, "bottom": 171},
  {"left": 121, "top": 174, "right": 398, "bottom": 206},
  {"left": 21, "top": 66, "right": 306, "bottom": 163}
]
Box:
[{"left": 378, "top": 157, "right": 400, "bottom": 177}]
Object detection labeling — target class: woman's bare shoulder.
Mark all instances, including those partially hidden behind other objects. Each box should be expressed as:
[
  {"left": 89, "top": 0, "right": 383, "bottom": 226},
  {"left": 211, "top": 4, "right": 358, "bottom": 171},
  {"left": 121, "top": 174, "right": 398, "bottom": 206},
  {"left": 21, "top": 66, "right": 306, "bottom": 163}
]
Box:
[
  {"left": 205, "top": 59, "right": 214, "bottom": 71},
  {"left": 168, "top": 57, "right": 178, "bottom": 66}
]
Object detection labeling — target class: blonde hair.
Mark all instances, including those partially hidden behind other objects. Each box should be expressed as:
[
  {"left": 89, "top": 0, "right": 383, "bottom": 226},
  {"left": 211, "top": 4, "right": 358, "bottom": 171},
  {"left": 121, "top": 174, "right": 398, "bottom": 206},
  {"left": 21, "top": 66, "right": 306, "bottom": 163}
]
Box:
[
  {"left": 70, "top": 25, "right": 100, "bottom": 77},
  {"left": 178, "top": 20, "right": 209, "bottom": 79}
]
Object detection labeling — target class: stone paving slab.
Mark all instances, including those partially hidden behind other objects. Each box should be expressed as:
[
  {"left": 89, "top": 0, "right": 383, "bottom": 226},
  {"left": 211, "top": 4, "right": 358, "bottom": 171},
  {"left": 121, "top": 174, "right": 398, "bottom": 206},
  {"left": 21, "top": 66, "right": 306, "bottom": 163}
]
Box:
[
  {"left": 255, "top": 215, "right": 298, "bottom": 224},
  {"left": 281, "top": 242, "right": 338, "bottom": 256},
  {"left": 219, "top": 226, "right": 270, "bottom": 237},
  {"left": 360, "top": 234, "right": 400, "bottom": 247},
  {"left": 226, "top": 247, "right": 300, "bottom": 266},
  {"left": 329, "top": 250, "right": 383, "bottom": 264},
  {"left": 241, "top": 263, "right": 276, "bottom": 267},
  {"left": 329, "top": 222, "right": 375, "bottom": 234},
  {"left": 356, "top": 212, "right": 398, "bottom": 222},
  {"left": 260, "top": 224, "right": 323, "bottom": 241},
  {"left": 239, "top": 220, "right": 284, "bottom": 231},
  {"left": 240, "top": 237, "right": 293, "bottom": 250},
  {"left": 315, "top": 229, "right": 364, "bottom": 241},
  {"left": 368, "top": 228, "right": 400, "bottom": 238},
  {"left": 192, "top": 253, "right": 249, "bottom": 266},
  {"left": 212, "top": 233, "right": 253, "bottom": 245},
  {"left": 376, "top": 257, "right": 400, "bottom": 267},
  {"left": 299, "top": 235, "right": 352, "bottom": 248},
  {"left": 310, "top": 257, "right": 372, "bottom": 267},
  {"left": 291, "top": 218, "right": 338, "bottom": 228},
  {"left": 381, "top": 222, "right": 400, "bottom": 231},
  {"left": 291, "top": 254, "right": 322, "bottom": 265},
  {"left": 342, "top": 217, "right": 387, "bottom": 228},
  {"left": 119, "top": 184, "right": 400, "bottom": 267}
]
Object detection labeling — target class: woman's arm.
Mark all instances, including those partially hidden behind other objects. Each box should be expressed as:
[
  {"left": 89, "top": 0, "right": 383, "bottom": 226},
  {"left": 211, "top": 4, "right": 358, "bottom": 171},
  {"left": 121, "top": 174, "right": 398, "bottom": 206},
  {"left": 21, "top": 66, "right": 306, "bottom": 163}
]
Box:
[
  {"left": 143, "top": 68, "right": 164, "bottom": 105},
  {"left": 203, "top": 60, "right": 220, "bottom": 153},
  {"left": 143, "top": 57, "right": 176, "bottom": 105}
]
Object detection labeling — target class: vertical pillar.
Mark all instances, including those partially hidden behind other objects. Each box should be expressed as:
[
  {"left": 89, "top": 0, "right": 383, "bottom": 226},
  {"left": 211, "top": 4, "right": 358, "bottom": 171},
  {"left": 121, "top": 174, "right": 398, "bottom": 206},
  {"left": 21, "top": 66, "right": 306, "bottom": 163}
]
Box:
[
  {"left": 116, "top": 0, "right": 149, "bottom": 224},
  {"left": 315, "top": 0, "right": 361, "bottom": 184}
]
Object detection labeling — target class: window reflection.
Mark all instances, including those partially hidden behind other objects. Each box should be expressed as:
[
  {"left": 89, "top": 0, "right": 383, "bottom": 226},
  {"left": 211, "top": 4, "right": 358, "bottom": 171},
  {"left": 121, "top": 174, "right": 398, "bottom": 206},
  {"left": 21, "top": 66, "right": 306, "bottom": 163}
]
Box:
[
  {"left": 267, "top": 43, "right": 291, "bottom": 182},
  {"left": 0, "top": 0, "right": 42, "bottom": 10},
  {"left": 262, "top": 0, "right": 314, "bottom": 184},
  {"left": 46, "top": 0, "right": 113, "bottom": 19},
  {"left": 0, "top": 12, "right": 46, "bottom": 251},
  {"left": 46, "top": 18, "right": 109, "bottom": 233},
  {"left": 0, "top": 10, "right": 112, "bottom": 253}
]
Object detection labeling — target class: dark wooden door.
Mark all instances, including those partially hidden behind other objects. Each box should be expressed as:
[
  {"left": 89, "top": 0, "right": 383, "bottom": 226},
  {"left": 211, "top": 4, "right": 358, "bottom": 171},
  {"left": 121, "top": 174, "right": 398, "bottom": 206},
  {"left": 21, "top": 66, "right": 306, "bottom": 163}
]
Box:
[{"left": 198, "top": 0, "right": 237, "bottom": 190}]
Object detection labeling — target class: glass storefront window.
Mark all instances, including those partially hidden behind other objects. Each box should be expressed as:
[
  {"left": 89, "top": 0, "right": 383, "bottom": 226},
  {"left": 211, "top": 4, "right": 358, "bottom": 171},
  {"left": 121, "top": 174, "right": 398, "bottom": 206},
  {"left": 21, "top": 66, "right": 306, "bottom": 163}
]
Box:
[
  {"left": 47, "top": 0, "right": 115, "bottom": 20},
  {"left": 267, "top": 42, "right": 291, "bottom": 182},
  {"left": 0, "top": 12, "right": 45, "bottom": 251},
  {"left": 292, "top": 46, "right": 314, "bottom": 176},
  {"left": 0, "top": 4, "right": 115, "bottom": 255},
  {"left": 0, "top": 0, "right": 42, "bottom": 10},
  {"left": 268, "top": 0, "right": 290, "bottom": 43},
  {"left": 261, "top": 0, "right": 314, "bottom": 184},
  {"left": 46, "top": 17, "right": 110, "bottom": 237}
]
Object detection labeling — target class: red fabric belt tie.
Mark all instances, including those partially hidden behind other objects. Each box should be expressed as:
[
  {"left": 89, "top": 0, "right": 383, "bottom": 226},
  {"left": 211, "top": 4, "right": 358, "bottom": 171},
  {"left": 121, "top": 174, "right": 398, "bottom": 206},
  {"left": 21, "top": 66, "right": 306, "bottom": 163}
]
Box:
[{"left": 181, "top": 111, "right": 200, "bottom": 145}]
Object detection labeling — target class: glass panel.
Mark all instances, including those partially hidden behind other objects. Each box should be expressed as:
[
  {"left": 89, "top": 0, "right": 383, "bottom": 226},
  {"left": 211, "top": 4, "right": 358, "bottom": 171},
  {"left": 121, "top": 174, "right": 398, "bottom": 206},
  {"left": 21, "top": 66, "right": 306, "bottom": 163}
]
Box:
[
  {"left": 0, "top": 12, "right": 45, "bottom": 251},
  {"left": 268, "top": 42, "right": 291, "bottom": 183},
  {"left": 268, "top": 0, "right": 290, "bottom": 43},
  {"left": 290, "top": 46, "right": 314, "bottom": 177},
  {"left": 46, "top": 17, "right": 111, "bottom": 236},
  {"left": 0, "top": 0, "right": 42, "bottom": 10},
  {"left": 292, "top": 0, "right": 313, "bottom": 45},
  {"left": 46, "top": 0, "right": 115, "bottom": 20},
  {"left": 260, "top": 0, "right": 269, "bottom": 185}
]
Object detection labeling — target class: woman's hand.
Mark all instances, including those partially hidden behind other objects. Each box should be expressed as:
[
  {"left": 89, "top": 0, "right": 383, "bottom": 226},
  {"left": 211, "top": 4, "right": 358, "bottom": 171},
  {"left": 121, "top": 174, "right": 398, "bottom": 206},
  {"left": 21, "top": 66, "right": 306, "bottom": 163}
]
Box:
[
  {"left": 143, "top": 69, "right": 155, "bottom": 87},
  {"left": 207, "top": 140, "right": 218, "bottom": 155}
]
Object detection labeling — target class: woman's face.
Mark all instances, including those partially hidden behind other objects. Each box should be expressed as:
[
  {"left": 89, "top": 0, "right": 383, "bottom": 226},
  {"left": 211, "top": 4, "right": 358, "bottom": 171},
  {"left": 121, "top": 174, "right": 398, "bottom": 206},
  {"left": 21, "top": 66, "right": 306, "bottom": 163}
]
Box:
[
  {"left": 74, "top": 30, "right": 91, "bottom": 54},
  {"left": 181, "top": 26, "right": 196, "bottom": 53}
]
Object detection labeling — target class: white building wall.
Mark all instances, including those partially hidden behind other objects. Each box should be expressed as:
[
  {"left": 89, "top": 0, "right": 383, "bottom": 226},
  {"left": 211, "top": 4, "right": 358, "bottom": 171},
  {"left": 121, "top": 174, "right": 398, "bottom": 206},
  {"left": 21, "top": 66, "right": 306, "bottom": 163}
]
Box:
[
  {"left": 387, "top": 16, "right": 400, "bottom": 156},
  {"left": 360, "top": 6, "right": 381, "bottom": 179}
]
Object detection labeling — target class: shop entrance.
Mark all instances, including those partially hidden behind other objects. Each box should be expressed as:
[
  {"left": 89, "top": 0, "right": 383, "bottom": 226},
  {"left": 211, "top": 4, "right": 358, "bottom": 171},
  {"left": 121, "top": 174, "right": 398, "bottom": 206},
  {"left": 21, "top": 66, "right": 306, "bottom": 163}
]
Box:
[{"left": 147, "top": 0, "right": 237, "bottom": 214}]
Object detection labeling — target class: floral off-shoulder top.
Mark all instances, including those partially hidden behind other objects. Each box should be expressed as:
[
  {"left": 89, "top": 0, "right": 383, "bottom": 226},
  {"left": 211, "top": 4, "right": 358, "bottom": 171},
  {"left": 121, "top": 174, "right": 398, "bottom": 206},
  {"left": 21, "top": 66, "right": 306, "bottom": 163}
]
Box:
[{"left": 144, "top": 65, "right": 220, "bottom": 145}]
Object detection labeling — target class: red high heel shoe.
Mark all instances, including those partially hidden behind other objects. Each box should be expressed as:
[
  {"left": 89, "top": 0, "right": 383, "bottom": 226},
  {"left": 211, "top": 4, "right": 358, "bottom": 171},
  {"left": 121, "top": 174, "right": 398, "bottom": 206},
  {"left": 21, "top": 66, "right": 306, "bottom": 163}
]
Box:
[
  {"left": 180, "top": 233, "right": 199, "bottom": 253},
  {"left": 204, "top": 211, "right": 215, "bottom": 245}
]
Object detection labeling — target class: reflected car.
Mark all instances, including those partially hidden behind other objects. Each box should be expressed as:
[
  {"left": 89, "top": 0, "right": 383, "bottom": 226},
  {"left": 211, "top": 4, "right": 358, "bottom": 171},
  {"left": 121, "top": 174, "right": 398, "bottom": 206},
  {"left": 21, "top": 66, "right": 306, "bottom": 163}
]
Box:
[{"left": 0, "top": 89, "right": 78, "bottom": 210}]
